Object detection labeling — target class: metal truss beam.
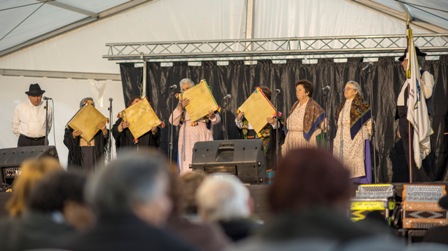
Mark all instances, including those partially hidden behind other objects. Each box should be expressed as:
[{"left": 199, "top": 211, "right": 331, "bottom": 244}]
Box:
[{"left": 103, "top": 34, "right": 448, "bottom": 62}]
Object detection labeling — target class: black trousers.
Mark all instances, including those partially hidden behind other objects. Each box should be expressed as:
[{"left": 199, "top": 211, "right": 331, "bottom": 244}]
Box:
[
  {"left": 18, "top": 134, "right": 46, "bottom": 147},
  {"left": 397, "top": 107, "right": 431, "bottom": 182}
]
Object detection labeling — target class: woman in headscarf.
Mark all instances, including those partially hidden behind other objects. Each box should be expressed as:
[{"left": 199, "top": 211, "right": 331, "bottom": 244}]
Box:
[{"left": 333, "top": 81, "right": 372, "bottom": 182}]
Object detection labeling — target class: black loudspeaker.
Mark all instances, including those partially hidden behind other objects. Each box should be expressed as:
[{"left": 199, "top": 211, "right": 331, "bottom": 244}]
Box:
[
  {"left": 191, "top": 139, "right": 266, "bottom": 184},
  {"left": 0, "top": 146, "right": 59, "bottom": 185}
]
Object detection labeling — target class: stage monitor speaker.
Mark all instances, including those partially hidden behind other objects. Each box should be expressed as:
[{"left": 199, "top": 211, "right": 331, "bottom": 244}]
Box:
[
  {"left": 0, "top": 145, "right": 59, "bottom": 185},
  {"left": 191, "top": 139, "right": 266, "bottom": 184}
]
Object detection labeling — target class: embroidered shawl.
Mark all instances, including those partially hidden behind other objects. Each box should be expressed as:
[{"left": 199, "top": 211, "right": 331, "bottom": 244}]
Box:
[
  {"left": 290, "top": 98, "right": 325, "bottom": 141},
  {"left": 335, "top": 93, "right": 371, "bottom": 139}
]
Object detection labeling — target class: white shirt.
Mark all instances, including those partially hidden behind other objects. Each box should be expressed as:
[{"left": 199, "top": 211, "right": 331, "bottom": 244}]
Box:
[
  {"left": 397, "top": 70, "right": 434, "bottom": 106},
  {"left": 12, "top": 99, "right": 52, "bottom": 138}
]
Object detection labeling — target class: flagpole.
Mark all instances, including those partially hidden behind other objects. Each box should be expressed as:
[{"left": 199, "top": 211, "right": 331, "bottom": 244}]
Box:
[{"left": 406, "top": 20, "right": 413, "bottom": 183}]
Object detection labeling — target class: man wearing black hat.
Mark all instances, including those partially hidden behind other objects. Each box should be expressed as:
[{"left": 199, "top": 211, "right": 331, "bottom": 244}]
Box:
[
  {"left": 396, "top": 47, "right": 435, "bottom": 182},
  {"left": 12, "top": 83, "right": 52, "bottom": 147}
]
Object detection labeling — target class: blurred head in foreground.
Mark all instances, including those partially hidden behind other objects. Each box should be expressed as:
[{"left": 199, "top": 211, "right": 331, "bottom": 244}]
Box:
[
  {"left": 7, "top": 157, "right": 62, "bottom": 217},
  {"left": 85, "top": 149, "right": 171, "bottom": 226},
  {"left": 268, "top": 148, "right": 351, "bottom": 214}
]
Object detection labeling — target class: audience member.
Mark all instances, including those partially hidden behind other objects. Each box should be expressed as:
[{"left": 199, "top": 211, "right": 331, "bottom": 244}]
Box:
[
  {"left": 167, "top": 171, "right": 230, "bottom": 251},
  {"left": 59, "top": 149, "right": 198, "bottom": 251},
  {"left": 6, "top": 157, "right": 62, "bottom": 218},
  {"left": 196, "top": 173, "right": 259, "bottom": 242},
  {"left": 28, "top": 169, "right": 94, "bottom": 231},
  {"left": 422, "top": 194, "right": 448, "bottom": 245},
  {"left": 0, "top": 170, "right": 91, "bottom": 250},
  {"left": 228, "top": 148, "right": 448, "bottom": 251}
]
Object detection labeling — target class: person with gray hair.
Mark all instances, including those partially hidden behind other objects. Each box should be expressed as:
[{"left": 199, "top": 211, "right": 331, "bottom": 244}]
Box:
[
  {"left": 169, "top": 78, "right": 221, "bottom": 175},
  {"left": 333, "top": 80, "right": 372, "bottom": 183},
  {"left": 60, "top": 149, "right": 198, "bottom": 251},
  {"left": 196, "top": 173, "right": 258, "bottom": 242},
  {"left": 63, "top": 97, "right": 108, "bottom": 170}
]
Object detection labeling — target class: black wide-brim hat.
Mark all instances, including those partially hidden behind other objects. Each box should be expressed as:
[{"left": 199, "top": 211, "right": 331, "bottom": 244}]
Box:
[
  {"left": 25, "top": 83, "right": 45, "bottom": 96},
  {"left": 398, "top": 46, "right": 427, "bottom": 62}
]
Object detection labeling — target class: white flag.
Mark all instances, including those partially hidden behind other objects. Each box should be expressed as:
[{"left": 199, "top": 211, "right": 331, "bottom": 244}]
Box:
[{"left": 405, "top": 29, "right": 432, "bottom": 168}]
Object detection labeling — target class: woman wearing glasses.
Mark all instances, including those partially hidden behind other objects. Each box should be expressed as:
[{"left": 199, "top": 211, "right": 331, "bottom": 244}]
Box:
[{"left": 333, "top": 81, "right": 372, "bottom": 183}]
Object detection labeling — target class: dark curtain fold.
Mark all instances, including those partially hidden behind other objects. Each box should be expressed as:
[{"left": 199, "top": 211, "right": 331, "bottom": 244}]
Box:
[
  {"left": 119, "top": 63, "right": 143, "bottom": 105},
  {"left": 119, "top": 57, "right": 448, "bottom": 183}
]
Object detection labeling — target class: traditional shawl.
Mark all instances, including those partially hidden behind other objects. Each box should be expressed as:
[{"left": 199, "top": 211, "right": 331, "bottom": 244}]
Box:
[
  {"left": 335, "top": 93, "right": 371, "bottom": 140},
  {"left": 179, "top": 110, "right": 212, "bottom": 129},
  {"left": 290, "top": 98, "right": 325, "bottom": 142},
  {"left": 241, "top": 116, "right": 284, "bottom": 154}
]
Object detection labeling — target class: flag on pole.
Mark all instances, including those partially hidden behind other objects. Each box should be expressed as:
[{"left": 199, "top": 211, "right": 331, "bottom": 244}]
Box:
[{"left": 405, "top": 27, "right": 432, "bottom": 168}]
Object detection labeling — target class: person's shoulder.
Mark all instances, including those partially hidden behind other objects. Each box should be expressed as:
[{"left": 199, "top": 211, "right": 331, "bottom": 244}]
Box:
[
  {"left": 149, "top": 225, "right": 200, "bottom": 251},
  {"left": 226, "top": 236, "right": 338, "bottom": 251},
  {"left": 15, "top": 100, "right": 28, "bottom": 108}
]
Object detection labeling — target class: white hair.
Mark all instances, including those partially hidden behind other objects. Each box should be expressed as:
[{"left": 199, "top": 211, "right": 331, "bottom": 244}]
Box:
[
  {"left": 179, "top": 78, "right": 195, "bottom": 91},
  {"left": 346, "top": 80, "right": 362, "bottom": 96},
  {"left": 85, "top": 150, "right": 169, "bottom": 216},
  {"left": 196, "top": 173, "right": 251, "bottom": 222}
]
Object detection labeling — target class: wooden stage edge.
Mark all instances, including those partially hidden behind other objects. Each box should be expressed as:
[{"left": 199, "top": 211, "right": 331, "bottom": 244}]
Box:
[
  {"left": 0, "top": 181, "right": 447, "bottom": 222},
  {"left": 247, "top": 181, "right": 448, "bottom": 222}
]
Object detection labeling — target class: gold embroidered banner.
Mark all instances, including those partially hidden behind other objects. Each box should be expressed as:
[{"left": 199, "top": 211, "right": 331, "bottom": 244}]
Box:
[
  {"left": 121, "top": 98, "right": 162, "bottom": 139},
  {"left": 68, "top": 104, "right": 107, "bottom": 142},
  {"left": 182, "top": 80, "right": 219, "bottom": 122},
  {"left": 237, "top": 87, "right": 275, "bottom": 134}
]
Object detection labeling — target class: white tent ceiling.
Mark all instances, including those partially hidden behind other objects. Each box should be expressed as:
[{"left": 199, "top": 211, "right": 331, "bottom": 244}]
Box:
[
  {"left": 0, "top": 0, "right": 152, "bottom": 57},
  {"left": 0, "top": 0, "right": 447, "bottom": 58}
]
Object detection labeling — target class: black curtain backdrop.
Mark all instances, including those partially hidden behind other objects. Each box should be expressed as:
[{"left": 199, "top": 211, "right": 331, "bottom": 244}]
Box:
[{"left": 119, "top": 56, "right": 448, "bottom": 183}]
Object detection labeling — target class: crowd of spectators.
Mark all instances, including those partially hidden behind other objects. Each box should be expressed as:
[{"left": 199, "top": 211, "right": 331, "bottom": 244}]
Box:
[{"left": 0, "top": 147, "right": 447, "bottom": 251}]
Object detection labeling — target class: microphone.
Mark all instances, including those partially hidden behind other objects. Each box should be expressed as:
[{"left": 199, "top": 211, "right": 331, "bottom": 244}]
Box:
[
  {"left": 169, "top": 85, "right": 177, "bottom": 90},
  {"left": 43, "top": 96, "right": 52, "bottom": 100},
  {"left": 223, "top": 94, "right": 231, "bottom": 100},
  {"left": 361, "top": 63, "right": 373, "bottom": 71},
  {"left": 321, "top": 86, "right": 331, "bottom": 92}
]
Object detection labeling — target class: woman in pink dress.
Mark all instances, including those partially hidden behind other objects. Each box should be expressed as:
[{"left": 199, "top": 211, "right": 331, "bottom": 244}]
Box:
[{"left": 169, "top": 78, "right": 221, "bottom": 174}]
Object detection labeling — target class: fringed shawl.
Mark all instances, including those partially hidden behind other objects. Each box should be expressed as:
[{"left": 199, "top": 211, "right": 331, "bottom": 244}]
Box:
[
  {"left": 290, "top": 98, "right": 325, "bottom": 141},
  {"left": 335, "top": 94, "right": 371, "bottom": 140}
]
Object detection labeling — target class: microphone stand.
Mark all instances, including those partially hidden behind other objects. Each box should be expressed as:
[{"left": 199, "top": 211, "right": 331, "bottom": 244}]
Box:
[
  {"left": 222, "top": 97, "right": 229, "bottom": 140},
  {"left": 168, "top": 88, "right": 176, "bottom": 166},
  {"left": 274, "top": 90, "right": 281, "bottom": 169},
  {"left": 363, "top": 67, "right": 377, "bottom": 183},
  {"left": 322, "top": 89, "right": 331, "bottom": 150},
  {"left": 107, "top": 98, "right": 113, "bottom": 163},
  {"left": 44, "top": 98, "right": 49, "bottom": 146}
]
